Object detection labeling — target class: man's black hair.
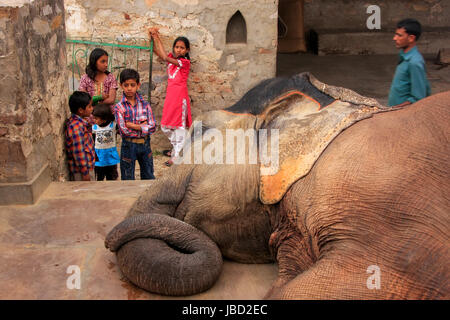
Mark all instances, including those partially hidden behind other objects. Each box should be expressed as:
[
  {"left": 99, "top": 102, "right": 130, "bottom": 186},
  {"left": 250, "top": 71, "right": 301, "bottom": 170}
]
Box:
[
  {"left": 69, "top": 91, "right": 91, "bottom": 114},
  {"left": 120, "top": 68, "right": 140, "bottom": 84},
  {"left": 397, "top": 18, "right": 422, "bottom": 41},
  {"left": 92, "top": 103, "right": 115, "bottom": 123}
]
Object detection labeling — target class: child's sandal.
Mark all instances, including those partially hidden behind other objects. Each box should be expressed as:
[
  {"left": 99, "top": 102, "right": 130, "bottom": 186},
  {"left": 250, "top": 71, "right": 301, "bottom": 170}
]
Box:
[
  {"left": 162, "top": 149, "right": 172, "bottom": 157},
  {"left": 164, "top": 160, "right": 173, "bottom": 167}
]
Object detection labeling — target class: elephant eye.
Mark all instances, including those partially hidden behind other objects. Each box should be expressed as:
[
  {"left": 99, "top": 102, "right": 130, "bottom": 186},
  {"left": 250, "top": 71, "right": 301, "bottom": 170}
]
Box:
[{"left": 189, "top": 124, "right": 211, "bottom": 141}]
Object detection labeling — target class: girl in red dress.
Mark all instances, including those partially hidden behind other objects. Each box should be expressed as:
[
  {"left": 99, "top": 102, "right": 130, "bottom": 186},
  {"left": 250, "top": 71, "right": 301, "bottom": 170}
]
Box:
[{"left": 149, "top": 28, "right": 192, "bottom": 166}]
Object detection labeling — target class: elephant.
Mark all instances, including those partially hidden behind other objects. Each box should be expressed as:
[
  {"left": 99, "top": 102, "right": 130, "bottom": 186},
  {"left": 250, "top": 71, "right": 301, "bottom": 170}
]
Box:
[{"left": 105, "top": 73, "right": 449, "bottom": 299}]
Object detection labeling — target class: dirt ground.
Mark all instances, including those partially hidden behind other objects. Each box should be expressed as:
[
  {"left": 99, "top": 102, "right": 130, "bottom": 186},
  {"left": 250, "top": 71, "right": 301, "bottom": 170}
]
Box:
[
  {"left": 151, "top": 150, "right": 172, "bottom": 179},
  {"left": 115, "top": 142, "right": 172, "bottom": 180}
]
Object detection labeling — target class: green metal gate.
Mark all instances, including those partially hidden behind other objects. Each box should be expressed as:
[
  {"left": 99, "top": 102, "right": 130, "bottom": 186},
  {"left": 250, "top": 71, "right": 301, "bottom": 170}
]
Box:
[{"left": 66, "top": 37, "right": 154, "bottom": 100}]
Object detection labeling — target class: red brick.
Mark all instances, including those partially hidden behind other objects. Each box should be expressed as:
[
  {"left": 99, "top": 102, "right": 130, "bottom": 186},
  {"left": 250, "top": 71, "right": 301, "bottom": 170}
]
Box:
[
  {"left": 195, "top": 85, "right": 205, "bottom": 93},
  {"left": 0, "top": 114, "right": 26, "bottom": 125},
  {"left": 0, "top": 127, "right": 8, "bottom": 137},
  {"left": 51, "top": 15, "right": 63, "bottom": 31},
  {"left": 219, "top": 85, "right": 233, "bottom": 93},
  {"left": 192, "top": 75, "right": 201, "bottom": 83},
  {"left": 15, "top": 114, "right": 26, "bottom": 125},
  {"left": 258, "top": 48, "right": 273, "bottom": 54}
]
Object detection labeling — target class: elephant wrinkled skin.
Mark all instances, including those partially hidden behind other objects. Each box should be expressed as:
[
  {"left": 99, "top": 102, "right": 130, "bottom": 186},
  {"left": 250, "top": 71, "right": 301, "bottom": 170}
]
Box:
[{"left": 106, "top": 73, "right": 449, "bottom": 299}]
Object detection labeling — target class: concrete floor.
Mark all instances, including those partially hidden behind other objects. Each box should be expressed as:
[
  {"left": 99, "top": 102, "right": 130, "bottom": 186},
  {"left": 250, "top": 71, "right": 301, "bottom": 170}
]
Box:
[
  {"left": 0, "top": 180, "right": 278, "bottom": 300},
  {"left": 0, "top": 54, "right": 448, "bottom": 300}
]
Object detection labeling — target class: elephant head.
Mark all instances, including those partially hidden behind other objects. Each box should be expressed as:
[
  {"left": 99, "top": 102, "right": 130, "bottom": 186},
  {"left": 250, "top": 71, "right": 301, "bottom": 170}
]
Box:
[{"left": 106, "top": 73, "right": 449, "bottom": 299}]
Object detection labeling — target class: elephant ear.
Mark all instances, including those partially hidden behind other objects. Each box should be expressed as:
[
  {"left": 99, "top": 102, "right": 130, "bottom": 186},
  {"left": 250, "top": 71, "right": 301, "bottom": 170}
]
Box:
[{"left": 254, "top": 73, "right": 388, "bottom": 204}]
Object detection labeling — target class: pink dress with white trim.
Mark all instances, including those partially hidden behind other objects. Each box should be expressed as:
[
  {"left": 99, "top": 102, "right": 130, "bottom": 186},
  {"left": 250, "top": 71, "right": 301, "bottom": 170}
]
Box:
[
  {"left": 161, "top": 53, "right": 192, "bottom": 129},
  {"left": 78, "top": 72, "right": 118, "bottom": 99}
]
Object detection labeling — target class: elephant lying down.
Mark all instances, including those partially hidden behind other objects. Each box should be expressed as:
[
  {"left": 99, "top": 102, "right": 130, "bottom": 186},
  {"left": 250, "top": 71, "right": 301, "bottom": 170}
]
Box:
[{"left": 106, "top": 73, "right": 449, "bottom": 299}]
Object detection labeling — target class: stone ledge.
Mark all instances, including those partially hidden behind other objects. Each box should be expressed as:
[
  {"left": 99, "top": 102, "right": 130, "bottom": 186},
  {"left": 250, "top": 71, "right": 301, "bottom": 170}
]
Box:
[{"left": 0, "top": 162, "right": 51, "bottom": 206}]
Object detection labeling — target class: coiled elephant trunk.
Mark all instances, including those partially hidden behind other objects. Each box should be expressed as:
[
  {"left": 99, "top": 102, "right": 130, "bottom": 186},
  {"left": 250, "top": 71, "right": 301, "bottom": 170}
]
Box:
[{"left": 105, "top": 214, "right": 223, "bottom": 296}]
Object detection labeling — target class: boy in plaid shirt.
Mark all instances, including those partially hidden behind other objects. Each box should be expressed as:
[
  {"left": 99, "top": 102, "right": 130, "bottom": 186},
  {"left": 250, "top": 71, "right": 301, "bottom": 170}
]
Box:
[
  {"left": 65, "top": 91, "right": 95, "bottom": 181},
  {"left": 114, "top": 68, "right": 156, "bottom": 180}
]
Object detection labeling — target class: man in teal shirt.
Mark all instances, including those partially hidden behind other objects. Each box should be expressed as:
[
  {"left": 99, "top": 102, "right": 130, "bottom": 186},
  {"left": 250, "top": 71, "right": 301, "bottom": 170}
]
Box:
[{"left": 388, "top": 19, "right": 431, "bottom": 107}]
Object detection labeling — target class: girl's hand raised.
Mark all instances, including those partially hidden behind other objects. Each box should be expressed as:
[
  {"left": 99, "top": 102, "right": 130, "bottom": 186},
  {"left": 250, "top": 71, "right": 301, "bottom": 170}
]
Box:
[{"left": 148, "top": 27, "right": 159, "bottom": 38}]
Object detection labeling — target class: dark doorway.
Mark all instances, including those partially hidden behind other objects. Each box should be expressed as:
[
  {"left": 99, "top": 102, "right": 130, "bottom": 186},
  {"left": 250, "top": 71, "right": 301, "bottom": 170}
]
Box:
[{"left": 277, "top": 0, "right": 306, "bottom": 53}]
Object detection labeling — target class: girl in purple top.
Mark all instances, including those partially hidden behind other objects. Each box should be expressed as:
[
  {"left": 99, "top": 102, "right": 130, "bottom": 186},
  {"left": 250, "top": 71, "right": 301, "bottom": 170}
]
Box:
[{"left": 79, "top": 48, "right": 118, "bottom": 107}]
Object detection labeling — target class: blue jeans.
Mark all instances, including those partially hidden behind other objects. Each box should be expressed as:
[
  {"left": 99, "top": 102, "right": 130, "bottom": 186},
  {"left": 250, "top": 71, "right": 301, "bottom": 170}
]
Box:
[{"left": 120, "top": 137, "right": 155, "bottom": 180}]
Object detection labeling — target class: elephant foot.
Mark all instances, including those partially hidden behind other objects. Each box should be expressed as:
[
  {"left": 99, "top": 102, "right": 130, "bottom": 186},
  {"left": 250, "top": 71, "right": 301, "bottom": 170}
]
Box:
[{"left": 105, "top": 214, "right": 223, "bottom": 296}]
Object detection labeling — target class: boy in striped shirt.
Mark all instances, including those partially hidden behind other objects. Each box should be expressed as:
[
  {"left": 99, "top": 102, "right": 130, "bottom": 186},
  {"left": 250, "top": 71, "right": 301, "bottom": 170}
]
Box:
[
  {"left": 65, "top": 91, "right": 95, "bottom": 181},
  {"left": 114, "top": 68, "right": 156, "bottom": 180}
]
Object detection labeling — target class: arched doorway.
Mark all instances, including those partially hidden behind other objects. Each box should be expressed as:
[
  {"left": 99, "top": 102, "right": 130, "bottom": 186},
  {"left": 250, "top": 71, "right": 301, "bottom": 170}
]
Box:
[{"left": 226, "top": 11, "right": 247, "bottom": 44}]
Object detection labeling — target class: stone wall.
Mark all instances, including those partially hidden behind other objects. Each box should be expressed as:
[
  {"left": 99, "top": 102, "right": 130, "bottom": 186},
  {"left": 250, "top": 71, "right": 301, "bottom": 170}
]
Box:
[
  {"left": 64, "top": 0, "right": 278, "bottom": 148},
  {"left": 0, "top": 0, "right": 69, "bottom": 204},
  {"left": 303, "top": 0, "right": 450, "bottom": 55},
  {"left": 304, "top": 0, "right": 449, "bottom": 32}
]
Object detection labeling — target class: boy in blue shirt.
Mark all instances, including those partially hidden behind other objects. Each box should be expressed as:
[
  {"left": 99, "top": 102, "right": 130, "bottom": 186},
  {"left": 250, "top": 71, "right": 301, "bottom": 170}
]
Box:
[
  {"left": 388, "top": 18, "right": 431, "bottom": 107},
  {"left": 92, "top": 104, "right": 120, "bottom": 180}
]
